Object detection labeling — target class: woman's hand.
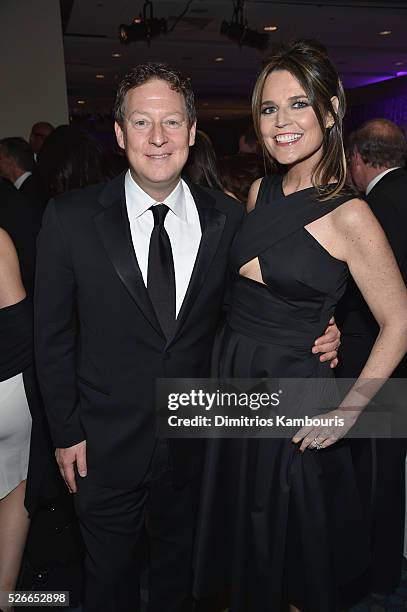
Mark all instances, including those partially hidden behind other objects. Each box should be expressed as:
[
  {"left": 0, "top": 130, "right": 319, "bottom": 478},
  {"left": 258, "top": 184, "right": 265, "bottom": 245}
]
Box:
[{"left": 292, "top": 408, "right": 360, "bottom": 452}]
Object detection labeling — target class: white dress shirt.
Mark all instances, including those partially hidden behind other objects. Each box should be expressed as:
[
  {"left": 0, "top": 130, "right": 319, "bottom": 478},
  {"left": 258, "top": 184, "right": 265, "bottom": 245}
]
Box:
[
  {"left": 14, "top": 171, "right": 32, "bottom": 190},
  {"left": 125, "top": 170, "right": 201, "bottom": 316},
  {"left": 366, "top": 167, "right": 400, "bottom": 196}
]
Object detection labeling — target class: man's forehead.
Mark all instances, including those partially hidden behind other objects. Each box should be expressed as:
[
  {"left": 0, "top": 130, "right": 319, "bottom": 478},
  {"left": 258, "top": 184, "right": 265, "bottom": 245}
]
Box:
[
  {"left": 126, "top": 79, "right": 185, "bottom": 105},
  {"left": 31, "top": 123, "right": 52, "bottom": 136}
]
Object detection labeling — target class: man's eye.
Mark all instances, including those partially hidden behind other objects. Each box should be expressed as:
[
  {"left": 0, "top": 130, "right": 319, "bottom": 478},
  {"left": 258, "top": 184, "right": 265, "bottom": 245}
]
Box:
[
  {"left": 165, "top": 119, "right": 181, "bottom": 127},
  {"left": 293, "top": 100, "right": 309, "bottom": 109},
  {"left": 131, "top": 119, "right": 149, "bottom": 128},
  {"left": 261, "top": 106, "right": 277, "bottom": 115}
]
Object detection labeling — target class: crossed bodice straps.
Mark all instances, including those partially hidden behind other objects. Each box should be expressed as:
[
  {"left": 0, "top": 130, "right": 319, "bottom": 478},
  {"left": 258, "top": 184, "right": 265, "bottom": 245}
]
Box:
[{"left": 232, "top": 175, "right": 355, "bottom": 272}]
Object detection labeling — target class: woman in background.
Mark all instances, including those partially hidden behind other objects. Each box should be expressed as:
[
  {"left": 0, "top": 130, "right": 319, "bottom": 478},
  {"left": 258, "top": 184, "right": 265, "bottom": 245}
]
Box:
[
  {"left": 219, "top": 152, "right": 263, "bottom": 203},
  {"left": 37, "top": 125, "right": 114, "bottom": 198},
  {"left": 21, "top": 125, "right": 114, "bottom": 604},
  {"left": 184, "top": 129, "right": 224, "bottom": 191},
  {"left": 0, "top": 229, "right": 32, "bottom": 611}
]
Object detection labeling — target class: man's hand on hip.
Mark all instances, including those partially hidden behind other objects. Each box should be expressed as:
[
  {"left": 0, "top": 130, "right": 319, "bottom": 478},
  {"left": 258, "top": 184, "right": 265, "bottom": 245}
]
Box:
[
  {"left": 56, "top": 440, "right": 87, "bottom": 493},
  {"left": 312, "top": 317, "right": 341, "bottom": 368}
]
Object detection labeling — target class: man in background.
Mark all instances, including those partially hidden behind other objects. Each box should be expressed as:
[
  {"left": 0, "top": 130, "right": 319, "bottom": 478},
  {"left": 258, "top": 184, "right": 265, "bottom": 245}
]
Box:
[
  {"left": 337, "top": 117, "right": 407, "bottom": 596},
  {"left": 0, "top": 137, "right": 47, "bottom": 212},
  {"left": 29, "top": 121, "right": 54, "bottom": 160}
]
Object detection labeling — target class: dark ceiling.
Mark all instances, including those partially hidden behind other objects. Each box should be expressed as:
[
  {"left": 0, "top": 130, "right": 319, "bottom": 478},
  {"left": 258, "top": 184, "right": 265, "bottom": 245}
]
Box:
[{"left": 61, "top": 0, "right": 407, "bottom": 120}]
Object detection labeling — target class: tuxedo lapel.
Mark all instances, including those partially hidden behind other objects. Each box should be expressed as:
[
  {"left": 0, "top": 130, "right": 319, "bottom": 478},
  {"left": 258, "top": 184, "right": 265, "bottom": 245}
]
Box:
[
  {"left": 173, "top": 182, "right": 226, "bottom": 338},
  {"left": 94, "top": 175, "right": 164, "bottom": 337}
]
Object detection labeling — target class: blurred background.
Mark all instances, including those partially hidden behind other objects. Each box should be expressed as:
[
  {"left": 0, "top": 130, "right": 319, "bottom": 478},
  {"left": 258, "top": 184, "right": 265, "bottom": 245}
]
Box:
[{"left": 1, "top": 0, "right": 407, "bottom": 155}]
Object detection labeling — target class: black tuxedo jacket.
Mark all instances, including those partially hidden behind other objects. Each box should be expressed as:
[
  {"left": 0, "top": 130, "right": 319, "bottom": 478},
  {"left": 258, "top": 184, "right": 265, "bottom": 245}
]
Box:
[
  {"left": 19, "top": 173, "right": 48, "bottom": 213},
  {"left": 35, "top": 173, "right": 243, "bottom": 488},
  {"left": 336, "top": 168, "right": 407, "bottom": 376},
  {"left": 0, "top": 179, "right": 42, "bottom": 295}
]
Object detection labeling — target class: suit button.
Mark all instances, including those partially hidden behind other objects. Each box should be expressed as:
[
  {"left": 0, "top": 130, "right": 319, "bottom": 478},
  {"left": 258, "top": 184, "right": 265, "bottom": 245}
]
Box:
[{"left": 163, "top": 351, "right": 171, "bottom": 360}]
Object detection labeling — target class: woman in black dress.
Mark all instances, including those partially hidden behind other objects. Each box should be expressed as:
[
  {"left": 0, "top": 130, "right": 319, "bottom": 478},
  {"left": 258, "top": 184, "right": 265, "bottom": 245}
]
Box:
[
  {"left": 194, "top": 40, "right": 407, "bottom": 612},
  {"left": 0, "top": 228, "right": 32, "bottom": 611}
]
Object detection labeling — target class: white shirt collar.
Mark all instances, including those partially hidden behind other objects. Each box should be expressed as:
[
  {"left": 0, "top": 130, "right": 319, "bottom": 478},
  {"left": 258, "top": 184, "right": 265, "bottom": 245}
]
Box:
[
  {"left": 14, "top": 171, "right": 32, "bottom": 190},
  {"left": 366, "top": 167, "right": 400, "bottom": 195},
  {"left": 124, "top": 170, "right": 187, "bottom": 222}
]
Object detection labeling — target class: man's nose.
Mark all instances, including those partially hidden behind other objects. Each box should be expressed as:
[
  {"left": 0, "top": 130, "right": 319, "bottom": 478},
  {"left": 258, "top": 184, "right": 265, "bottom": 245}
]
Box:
[{"left": 149, "top": 123, "right": 168, "bottom": 146}]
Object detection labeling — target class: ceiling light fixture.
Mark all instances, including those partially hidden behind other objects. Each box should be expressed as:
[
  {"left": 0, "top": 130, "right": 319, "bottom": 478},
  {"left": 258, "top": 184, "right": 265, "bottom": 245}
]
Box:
[
  {"left": 221, "top": 0, "right": 269, "bottom": 51},
  {"left": 264, "top": 25, "right": 277, "bottom": 32},
  {"left": 379, "top": 30, "right": 392, "bottom": 35},
  {"left": 96, "top": 74, "right": 105, "bottom": 79},
  {"left": 395, "top": 61, "right": 404, "bottom": 66},
  {"left": 119, "top": 0, "right": 167, "bottom": 44},
  {"left": 77, "top": 100, "right": 86, "bottom": 105},
  {"left": 215, "top": 57, "right": 224, "bottom": 62}
]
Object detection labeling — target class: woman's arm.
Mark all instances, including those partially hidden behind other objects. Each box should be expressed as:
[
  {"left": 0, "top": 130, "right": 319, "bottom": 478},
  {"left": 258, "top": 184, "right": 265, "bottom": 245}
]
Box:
[
  {"left": 336, "top": 199, "right": 407, "bottom": 379},
  {"left": 293, "top": 198, "right": 407, "bottom": 451},
  {"left": 0, "top": 228, "right": 26, "bottom": 308}
]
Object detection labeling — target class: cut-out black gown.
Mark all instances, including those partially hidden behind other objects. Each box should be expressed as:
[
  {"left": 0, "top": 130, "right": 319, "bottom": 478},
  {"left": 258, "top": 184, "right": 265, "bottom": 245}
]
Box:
[{"left": 194, "top": 176, "right": 369, "bottom": 612}]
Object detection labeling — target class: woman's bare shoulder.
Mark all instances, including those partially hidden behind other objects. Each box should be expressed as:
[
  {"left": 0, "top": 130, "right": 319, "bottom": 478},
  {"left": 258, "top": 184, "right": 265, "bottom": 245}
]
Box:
[
  {"left": 246, "top": 177, "right": 264, "bottom": 212},
  {"left": 332, "top": 197, "right": 375, "bottom": 233},
  {"left": 0, "top": 227, "right": 18, "bottom": 260}
]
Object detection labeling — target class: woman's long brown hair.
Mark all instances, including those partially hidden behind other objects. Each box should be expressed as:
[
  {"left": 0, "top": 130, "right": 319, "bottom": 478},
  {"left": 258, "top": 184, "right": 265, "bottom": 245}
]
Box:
[{"left": 252, "top": 39, "right": 349, "bottom": 201}]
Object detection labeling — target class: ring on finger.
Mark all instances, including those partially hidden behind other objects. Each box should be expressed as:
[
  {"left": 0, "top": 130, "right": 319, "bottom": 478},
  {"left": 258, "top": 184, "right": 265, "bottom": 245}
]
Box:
[{"left": 311, "top": 437, "right": 324, "bottom": 450}]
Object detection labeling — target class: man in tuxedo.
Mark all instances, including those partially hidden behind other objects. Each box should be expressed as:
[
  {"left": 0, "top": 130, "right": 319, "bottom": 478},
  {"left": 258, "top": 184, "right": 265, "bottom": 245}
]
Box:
[
  {"left": 35, "top": 63, "right": 339, "bottom": 612},
  {"left": 0, "top": 178, "right": 42, "bottom": 295},
  {"left": 336, "top": 118, "right": 407, "bottom": 595},
  {"left": 0, "top": 137, "right": 47, "bottom": 213}
]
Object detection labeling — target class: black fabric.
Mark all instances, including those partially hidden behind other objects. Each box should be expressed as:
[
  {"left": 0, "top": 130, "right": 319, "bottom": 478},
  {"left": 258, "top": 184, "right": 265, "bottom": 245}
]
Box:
[
  {"left": 147, "top": 204, "right": 176, "bottom": 339},
  {"left": 146, "top": 442, "right": 200, "bottom": 612},
  {"left": 73, "top": 440, "right": 199, "bottom": 612},
  {"left": 34, "top": 173, "right": 243, "bottom": 488},
  {"left": 19, "top": 173, "right": 48, "bottom": 214},
  {"left": 0, "top": 179, "right": 43, "bottom": 295},
  {"left": 194, "top": 175, "right": 369, "bottom": 612},
  {"left": 18, "top": 495, "right": 84, "bottom": 609},
  {"left": 336, "top": 167, "right": 407, "bottom": 595},
  {"left": 0, "top": 298, "right": 32, "bottom": 382}
]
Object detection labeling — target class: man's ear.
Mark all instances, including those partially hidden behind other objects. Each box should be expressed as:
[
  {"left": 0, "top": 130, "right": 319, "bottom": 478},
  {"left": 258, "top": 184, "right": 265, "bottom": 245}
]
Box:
[
  {"left": 189, "top": 121, "right": 197, "bottom": 147},
  {"left": 114, "top": 121, "right": 125, "bottom": 150},
  {"left": 352, "top": 149, "right": 363, "bottom": 167},
  {"left": 325, "top": 96, "right": 339, "bottom": 129}
]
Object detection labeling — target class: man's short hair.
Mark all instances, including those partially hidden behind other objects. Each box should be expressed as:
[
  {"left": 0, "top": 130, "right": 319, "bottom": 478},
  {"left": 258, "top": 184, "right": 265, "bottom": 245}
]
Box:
[
  {"left": 349, "top": 118, "right": 407, "bottom": 169},
  {"left": 0, "top": 137, "right": 34, "bottom": 172},
  {"left": 113, "top": 62, "right": 196, "bottom": 128}
]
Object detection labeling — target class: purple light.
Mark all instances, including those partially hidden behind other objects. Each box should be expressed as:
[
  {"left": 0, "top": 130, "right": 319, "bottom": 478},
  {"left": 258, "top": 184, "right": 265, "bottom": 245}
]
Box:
[
  {"left": 346, "top": 72, "right": 407, "bottom": 88},
  {"left": 352, "top": 75, "right": 395, "bottom": 87}
]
